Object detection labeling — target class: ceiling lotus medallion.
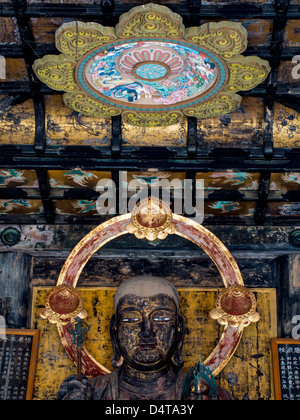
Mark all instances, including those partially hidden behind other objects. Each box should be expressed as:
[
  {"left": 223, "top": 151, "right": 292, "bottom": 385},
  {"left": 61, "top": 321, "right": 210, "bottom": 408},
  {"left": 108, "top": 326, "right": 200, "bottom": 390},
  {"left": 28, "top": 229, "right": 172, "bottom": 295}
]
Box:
[{"left": 33, "top": 3, "right": 271, "bottom": 127}]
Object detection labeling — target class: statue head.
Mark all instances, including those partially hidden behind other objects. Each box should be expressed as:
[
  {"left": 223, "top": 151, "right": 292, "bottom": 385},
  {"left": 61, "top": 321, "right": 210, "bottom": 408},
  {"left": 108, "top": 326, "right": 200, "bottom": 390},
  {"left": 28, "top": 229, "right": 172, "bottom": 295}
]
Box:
[{"left": 110, "top": 276, "right": 185, "bottom": 373}]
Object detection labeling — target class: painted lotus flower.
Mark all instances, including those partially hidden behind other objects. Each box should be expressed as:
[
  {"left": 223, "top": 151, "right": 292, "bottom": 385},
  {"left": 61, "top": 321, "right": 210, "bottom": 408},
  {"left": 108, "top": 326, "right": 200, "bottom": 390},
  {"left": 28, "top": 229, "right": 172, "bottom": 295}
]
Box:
[{"left": 33, "top": 3, "right": 270, "bottom": 127}]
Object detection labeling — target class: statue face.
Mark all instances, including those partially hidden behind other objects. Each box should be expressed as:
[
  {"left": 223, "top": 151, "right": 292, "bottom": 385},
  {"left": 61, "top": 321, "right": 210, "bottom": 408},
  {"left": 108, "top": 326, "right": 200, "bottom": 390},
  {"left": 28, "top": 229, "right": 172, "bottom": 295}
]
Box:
[{"left": 116, "top": 294, "right": 179, "bottom": 371}]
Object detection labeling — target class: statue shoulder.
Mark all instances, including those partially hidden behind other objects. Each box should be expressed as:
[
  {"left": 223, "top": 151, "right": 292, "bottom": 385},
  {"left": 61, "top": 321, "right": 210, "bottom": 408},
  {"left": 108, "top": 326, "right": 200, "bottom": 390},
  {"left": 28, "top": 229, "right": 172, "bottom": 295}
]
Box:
[{"left": 89, "top": 370, "right": 119, "bottom": 400}]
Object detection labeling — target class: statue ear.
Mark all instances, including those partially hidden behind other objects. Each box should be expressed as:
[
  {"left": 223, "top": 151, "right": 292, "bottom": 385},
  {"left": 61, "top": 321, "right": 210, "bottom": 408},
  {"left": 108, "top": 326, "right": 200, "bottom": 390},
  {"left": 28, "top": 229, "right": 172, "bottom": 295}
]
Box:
[
  {"left": 172, "top": 314, "right": 185, "bottom": 369},
  {"left": 110, "top": 314, "right": 123, "bottom": 368}
]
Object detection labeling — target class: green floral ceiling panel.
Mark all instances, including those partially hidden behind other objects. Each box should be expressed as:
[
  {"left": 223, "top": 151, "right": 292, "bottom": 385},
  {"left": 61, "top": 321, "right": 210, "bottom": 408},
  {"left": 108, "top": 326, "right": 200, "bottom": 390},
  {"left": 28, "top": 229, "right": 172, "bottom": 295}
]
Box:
[{"left": 33, "top": 3, "right": 271, "bottom": 127}]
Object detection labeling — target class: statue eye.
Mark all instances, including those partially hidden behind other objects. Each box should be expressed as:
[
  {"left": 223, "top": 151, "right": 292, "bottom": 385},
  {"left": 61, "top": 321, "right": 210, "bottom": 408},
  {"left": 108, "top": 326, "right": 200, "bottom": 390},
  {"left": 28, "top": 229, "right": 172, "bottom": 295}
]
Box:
[
  {"left": 152, "top": 309, "right": 175, "bottom": 322},
  {"left": 153, "top": 316, "right": 172, "bottom": 322},
  {"left": 121, "top": 318, "right": 140, "bottom": 323}
]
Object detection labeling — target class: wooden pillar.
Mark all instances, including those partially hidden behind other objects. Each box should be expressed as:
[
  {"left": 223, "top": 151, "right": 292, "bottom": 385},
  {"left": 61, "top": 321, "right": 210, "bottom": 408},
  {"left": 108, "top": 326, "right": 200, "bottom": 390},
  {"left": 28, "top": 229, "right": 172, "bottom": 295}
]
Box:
[
  {"left": 0, "top": 252, "right": 32, "bottom": 329},
  {"left": 278, "top": 254, "right": 300, "bottom": 338}
]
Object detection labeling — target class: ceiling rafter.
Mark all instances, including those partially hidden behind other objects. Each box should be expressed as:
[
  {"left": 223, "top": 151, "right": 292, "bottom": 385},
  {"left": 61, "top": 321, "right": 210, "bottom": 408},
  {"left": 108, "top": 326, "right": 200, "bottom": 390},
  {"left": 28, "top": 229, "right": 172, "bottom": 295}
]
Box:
[
  {"left": 13, "top": 0, "right": 46, "bottom": 155},
  {"left": 1, "top": 2, "right": 300, "bottom": 19},
  {"left": 12, "top": 0, "right": 55, "bottom": 224},
  {"left": 0, "top": 148, "right": 299, "bottom": 171},
  {"left": 276, "top": 95, "right": 300, "bottom": 114},
  {"left": 36, "top": 168, "right": 56, "bottom": 224},
  {"left": 254, "top": 0, "right": 290, "bottom": 225}
]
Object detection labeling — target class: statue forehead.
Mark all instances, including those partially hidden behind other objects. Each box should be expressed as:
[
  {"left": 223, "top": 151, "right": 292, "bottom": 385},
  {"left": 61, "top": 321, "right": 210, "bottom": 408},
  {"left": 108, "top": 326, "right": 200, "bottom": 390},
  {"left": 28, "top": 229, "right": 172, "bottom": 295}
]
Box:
[{"left": 114, "top": 276, "right": 180, "bottom": 311}]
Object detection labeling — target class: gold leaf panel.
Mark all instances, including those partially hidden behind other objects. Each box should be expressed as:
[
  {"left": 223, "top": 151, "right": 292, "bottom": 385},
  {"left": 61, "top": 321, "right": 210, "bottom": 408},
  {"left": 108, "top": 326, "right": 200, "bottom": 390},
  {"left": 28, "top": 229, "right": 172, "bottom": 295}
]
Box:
[{"left": 45, "top": 95, "right": 111, "bottom": 146}]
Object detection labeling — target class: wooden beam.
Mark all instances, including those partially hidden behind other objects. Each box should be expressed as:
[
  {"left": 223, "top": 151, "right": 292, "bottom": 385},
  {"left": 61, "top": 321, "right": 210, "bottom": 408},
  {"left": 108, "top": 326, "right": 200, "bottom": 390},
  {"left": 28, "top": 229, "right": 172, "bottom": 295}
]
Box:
[
  {"left": 262, "top": 0, "right": 290, "bottom": 159},
  {"left": 13, "top": 0, "right": 46, "bottom": 155},
  {"left": 278, "top": 255, "right": 300, "bottom": 338},
  {"left": 276, "top": 95, "right": 300, "bottom": 114},
  {"left": 0, "top": 252, "right": 32, "bottom": 328},
  {"left": 0, "top": 147, "right": 300, "bottom": 171},
  {"left": 187, "top": 117, "right": 198, "bottom": 157},
  {"left": 254, "top": 170, "right": 271, "bottom": 225},
  {"left": 1, "top": 2, "right": 300, "bottom": 19},
  {"left": 111, "top": 115, "right": 122, "bottom": 157},
  {"left": 36, "top": 168, "right": 56, "bottom": 224}
]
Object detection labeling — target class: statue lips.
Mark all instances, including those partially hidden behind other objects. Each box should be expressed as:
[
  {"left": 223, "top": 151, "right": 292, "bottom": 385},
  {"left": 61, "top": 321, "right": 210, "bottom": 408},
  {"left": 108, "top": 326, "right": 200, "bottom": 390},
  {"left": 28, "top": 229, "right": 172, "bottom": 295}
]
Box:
[{"left": 138, "top": 339, "right": 158, "bottom": 351}]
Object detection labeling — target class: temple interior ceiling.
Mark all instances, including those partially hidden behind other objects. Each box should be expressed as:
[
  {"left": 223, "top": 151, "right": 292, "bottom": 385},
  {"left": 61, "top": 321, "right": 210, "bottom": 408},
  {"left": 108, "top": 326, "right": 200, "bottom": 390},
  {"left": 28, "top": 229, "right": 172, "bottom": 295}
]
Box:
[{"left": 0, "top": 0, "right": 300, "bottom": 225}]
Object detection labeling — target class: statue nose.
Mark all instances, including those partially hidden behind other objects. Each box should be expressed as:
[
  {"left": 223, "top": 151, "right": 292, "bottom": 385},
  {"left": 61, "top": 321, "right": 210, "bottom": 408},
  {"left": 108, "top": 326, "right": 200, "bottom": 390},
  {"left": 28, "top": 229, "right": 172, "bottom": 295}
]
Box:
[{"left": 138, "top": 318, "right": 155, "bottom": 339}]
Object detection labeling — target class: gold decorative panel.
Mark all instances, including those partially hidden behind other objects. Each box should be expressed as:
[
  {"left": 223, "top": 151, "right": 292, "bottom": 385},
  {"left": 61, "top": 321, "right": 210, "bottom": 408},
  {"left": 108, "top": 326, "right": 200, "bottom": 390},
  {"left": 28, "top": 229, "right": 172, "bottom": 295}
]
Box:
[
  {"left": 122, "top": 119, "right": 187, "bottom": 147},
  {"left": 0, "top": 98, "right": 35, "bottom": 145},
  {"left": 0, "top": 169, "right": 38, "bottom": 189},
  {"left": 197, "top": 97, "right": 264, "bottom": 148},
  {"left": 205, "top": 202, "right": 256, "bottom": 217},
  {"left": 45, "top": 95, "right": 111, "bottom": 146},
  {"left": 270, "top": 173, "right": 300, "bottom": 194},
  {"left": 197, "top": 172, "right": 260, "bottom": 191},
  {"left": 49, "top": 170, "right": 111, "bottom": 190},
  {"left": 273, "top": 102, "right": 300, "bottom": 148},
  {"left": 54, "top": 199, "right": 98, "bottom": 216},
  {"left": 0, "top": 199, "right": 43, "bottom": 215}
]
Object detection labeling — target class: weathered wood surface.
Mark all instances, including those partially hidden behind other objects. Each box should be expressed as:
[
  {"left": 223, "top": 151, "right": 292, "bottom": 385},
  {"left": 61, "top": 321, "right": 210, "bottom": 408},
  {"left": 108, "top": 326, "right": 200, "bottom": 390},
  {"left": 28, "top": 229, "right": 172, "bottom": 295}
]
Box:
[
  {"left": 278, "top": 254, "right": 300, "bottom": 338},
  {"left": 0, "top": 252, "right": 32, "bottom": 328},
  {"left": 31, "top": 255, "right": 278, "bottom": 288},
  {"left": 0, "top": 225, "right": 298, "bottom": 254}
]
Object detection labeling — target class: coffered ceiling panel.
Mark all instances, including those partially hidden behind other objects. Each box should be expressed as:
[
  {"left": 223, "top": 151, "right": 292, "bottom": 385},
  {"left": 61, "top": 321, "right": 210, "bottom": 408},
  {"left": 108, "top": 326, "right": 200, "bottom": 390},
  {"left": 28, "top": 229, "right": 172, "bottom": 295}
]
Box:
[{"left": 0, "top": 0, "right": 300, "bottom": 226}]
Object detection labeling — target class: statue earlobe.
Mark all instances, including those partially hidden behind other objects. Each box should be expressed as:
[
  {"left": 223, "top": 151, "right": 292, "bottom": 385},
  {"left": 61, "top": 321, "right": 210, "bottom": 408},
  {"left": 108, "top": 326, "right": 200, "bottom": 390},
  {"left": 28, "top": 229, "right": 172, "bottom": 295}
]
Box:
[
  {"left": 110, "top": 314, "right": 123, "bottom": 368},
  {"left": 172, "top": 314, "right": 185, "bottom": 369}
]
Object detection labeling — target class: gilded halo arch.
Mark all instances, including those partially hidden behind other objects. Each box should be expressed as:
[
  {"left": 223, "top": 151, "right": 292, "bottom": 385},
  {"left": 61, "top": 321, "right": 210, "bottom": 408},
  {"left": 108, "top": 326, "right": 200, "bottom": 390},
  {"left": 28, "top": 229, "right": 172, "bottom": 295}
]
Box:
[{"left": 48, "top": 212, "right": 257, "bottom": 378}]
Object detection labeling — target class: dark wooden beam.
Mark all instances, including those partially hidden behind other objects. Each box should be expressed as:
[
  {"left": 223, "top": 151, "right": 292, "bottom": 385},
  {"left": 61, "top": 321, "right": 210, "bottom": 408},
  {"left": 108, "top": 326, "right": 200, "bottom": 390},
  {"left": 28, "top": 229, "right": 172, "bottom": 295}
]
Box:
[
  {"left": 188, "top": 0, "right": 201, "bottom": 26},
  {"left": 0, "top": 147, "right": 299, "bottom": 171},
  {"left": 36, "top": 168, "right": 56, "bottom": 224},
  {"left": 33, "top": 94, "right": 46, "bottom": 155},
  {"left": 262, "top": 0, "right": 290, "bottom": 159},
  {"left": 1, "top": 2, "right": 300, "bottom": 19},
  {"left": 187, "top": 117, "right": 198, "bottom": 157},
  {"left": 13, "top": 0, "right": 46, "bottom": 156},
  {"left": 254, "top": 170, "right": 271, "bottom": 225},
  {"left": 111, "top": 115, "right": 122, "bottom": 157},
  {"left": 276, "top": 95, "right": 300, "bottom": 114},
  {"left": 0, "top": 252, "right": 32, "bottom": 328},
  {"left": 263, "top": 73, "right": 275, "bottom": 159},
  {"left": 1, "top": 212, "right": 300, "bottom": 226},
  {"left": 278, "top": 255, "right": 300, "bottom": 338}
]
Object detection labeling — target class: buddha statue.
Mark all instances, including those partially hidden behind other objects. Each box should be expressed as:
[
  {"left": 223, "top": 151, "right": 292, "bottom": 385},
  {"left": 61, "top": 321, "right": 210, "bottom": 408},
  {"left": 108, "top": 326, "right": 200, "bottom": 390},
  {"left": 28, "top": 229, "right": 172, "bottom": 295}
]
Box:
[{"left": 57, "top": 276, "right": 234, "bottom": 400}]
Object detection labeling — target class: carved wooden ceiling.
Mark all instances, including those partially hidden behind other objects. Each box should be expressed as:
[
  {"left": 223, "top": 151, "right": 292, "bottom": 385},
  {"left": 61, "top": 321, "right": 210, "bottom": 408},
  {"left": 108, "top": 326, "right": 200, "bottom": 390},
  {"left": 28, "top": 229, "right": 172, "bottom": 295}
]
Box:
[{"left": 0, "top": 0, "right": 300, "bottom": 226}]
